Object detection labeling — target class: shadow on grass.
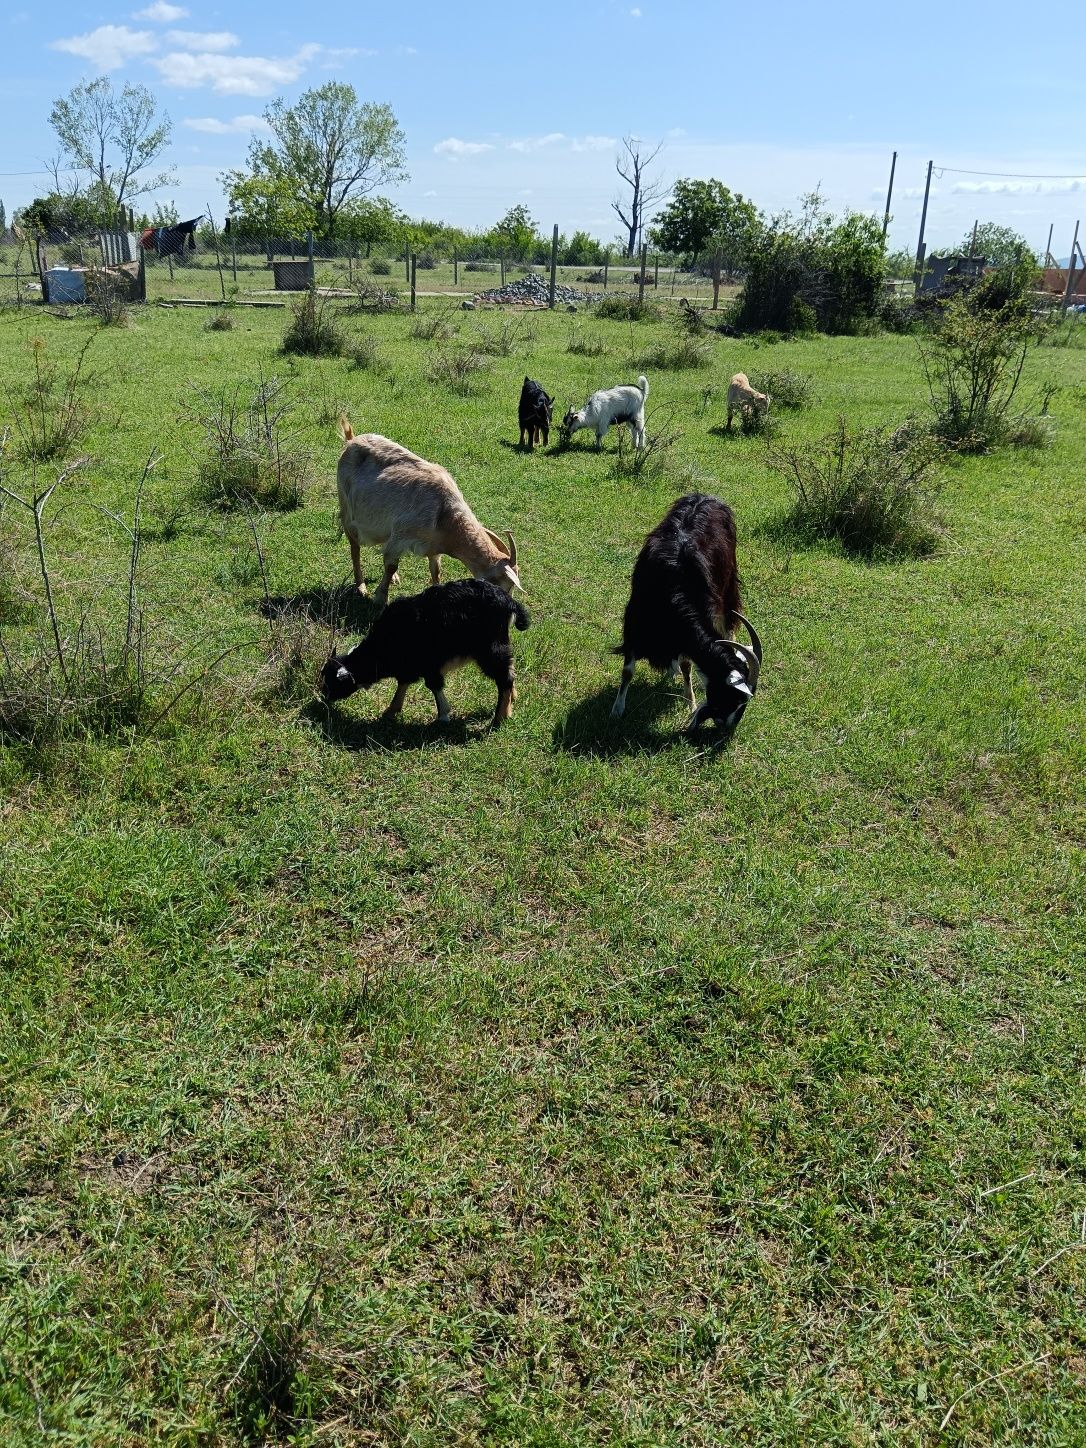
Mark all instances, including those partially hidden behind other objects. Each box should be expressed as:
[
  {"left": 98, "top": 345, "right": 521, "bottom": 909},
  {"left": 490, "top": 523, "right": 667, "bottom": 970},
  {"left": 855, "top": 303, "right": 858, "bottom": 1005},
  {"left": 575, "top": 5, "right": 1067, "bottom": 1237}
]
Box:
[
  {"left": 260, "top": 582, "right": 380, "bottom": 634},
  {"left": 552, "top": 680, "right": 734, "bottom": 759},
  {"left": 301, "top": 696, "right": 495, "bottom": 753}
]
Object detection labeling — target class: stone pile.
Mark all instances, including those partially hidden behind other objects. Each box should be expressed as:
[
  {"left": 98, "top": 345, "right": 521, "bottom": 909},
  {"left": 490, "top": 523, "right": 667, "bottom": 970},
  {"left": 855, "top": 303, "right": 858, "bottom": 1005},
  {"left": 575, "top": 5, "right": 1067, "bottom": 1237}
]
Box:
[{"left": 472, "top": 271, "right": 597, "bottom": 307}]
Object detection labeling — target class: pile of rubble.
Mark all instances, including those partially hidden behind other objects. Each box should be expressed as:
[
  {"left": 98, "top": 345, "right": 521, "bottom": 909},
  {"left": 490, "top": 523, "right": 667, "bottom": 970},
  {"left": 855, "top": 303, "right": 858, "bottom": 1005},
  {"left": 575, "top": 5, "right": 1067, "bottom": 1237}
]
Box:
[{"left": 472, "top": 271, "right": 597, "bottom": 307}]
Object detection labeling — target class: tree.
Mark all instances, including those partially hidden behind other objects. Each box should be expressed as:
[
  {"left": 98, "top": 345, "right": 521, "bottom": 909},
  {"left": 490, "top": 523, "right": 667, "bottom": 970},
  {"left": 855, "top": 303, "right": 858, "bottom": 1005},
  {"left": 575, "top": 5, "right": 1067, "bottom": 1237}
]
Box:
[
  {"left": 490, "top": 204, "right": 539, "bottom": 261},
  {"left": 225, "top": 82, "right": 407, "bottom": 236},
  {"left": 949, "top": 222, "right": 1035, "bottom": 268},
  {"left": 340, "top": 197, "right": 408, "bottom": 255},
  {"left": 612, "top": 137, "right": 668, "bottom": 258},
  {"left": 226, "top": 171, "right": 317, "bottom": 242},
  {"left": 49, "top": 77, "right": 173, "bottom": 215},
  {"left": 651, "top": 178, "right": 761, "bottom": 308},
  {"left": 0, "top": 200, "right": 6, "bottom": 233}
]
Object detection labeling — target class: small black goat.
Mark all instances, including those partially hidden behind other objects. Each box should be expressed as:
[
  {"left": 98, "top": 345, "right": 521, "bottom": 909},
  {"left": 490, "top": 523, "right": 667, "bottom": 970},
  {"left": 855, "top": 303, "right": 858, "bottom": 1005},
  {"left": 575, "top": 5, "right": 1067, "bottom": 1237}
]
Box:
[
  {"left": 612, "top": 492, "right": 762, "bottom": 736},
  {"left": 518, "top": 376, "right": 554, "bottom": 450},
  {"left": 320, "top": 579, "right": 530, "bottom": 727}
]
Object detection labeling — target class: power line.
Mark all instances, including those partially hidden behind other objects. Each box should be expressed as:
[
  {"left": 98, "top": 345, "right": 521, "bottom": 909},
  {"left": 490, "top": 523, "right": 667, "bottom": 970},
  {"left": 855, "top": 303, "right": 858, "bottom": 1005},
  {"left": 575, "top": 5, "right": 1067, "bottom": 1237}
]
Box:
[{"left": 934, "top": 165, "right": 1086, "bottom": 180}]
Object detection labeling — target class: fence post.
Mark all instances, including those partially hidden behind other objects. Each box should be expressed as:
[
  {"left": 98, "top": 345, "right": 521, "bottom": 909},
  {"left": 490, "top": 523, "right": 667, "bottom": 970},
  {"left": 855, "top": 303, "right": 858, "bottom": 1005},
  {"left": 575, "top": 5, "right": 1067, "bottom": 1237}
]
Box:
[
  {"left": 501, "top": 253, "right": 506, "bottom": 287},
  {"left": 1063, "top": 220, "right": 1081, "bottom": 312},
  {"left": 453, "top": 247, "right": 458, "bottom": 286},
  {"left": 404, "top": 241, "right": 410, "bottom": 282},
  {"left": 230, "top": 225, "right": 237, "bottom": 285},
  {"left": 654, "top": 252, "right": 659, "bottom": 288},
  {"left": 410, "top": 252, "right": 417, "bottom": 312},
  {"left": 307, "top": 229, "right": 314, "bottom": 288},
  {"left": 638, "top": 243, "right": 647, "bottom": 303},
  {"left": 603, "top": 247, "right": 609, "bottom": 290},
  {"left": 913, "top": 158, "right": 933, "bottom": 292},
  {"left": 549, "top": 224, "right": 559, "bottom": 309}
]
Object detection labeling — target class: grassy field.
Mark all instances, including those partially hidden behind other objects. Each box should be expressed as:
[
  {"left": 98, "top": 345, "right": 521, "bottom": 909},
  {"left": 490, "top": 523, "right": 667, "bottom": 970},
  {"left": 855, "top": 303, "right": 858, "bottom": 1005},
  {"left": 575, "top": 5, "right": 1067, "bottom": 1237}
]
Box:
[{"left": 1, "top": 295, "right": 1085, "bottom": 1445}]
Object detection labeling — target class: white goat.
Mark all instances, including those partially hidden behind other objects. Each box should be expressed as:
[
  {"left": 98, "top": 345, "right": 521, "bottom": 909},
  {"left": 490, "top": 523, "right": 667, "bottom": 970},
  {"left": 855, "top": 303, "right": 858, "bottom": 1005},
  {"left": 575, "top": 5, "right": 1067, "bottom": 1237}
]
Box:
[
  {"left": 560, "top": 375, "right": 649, "bottom": 450},
  {"left": 336, "top": 417, "right": 522, "bottom": 606},
  {"left": 725, "top": 373, "right": 770, "bottom": 432}
]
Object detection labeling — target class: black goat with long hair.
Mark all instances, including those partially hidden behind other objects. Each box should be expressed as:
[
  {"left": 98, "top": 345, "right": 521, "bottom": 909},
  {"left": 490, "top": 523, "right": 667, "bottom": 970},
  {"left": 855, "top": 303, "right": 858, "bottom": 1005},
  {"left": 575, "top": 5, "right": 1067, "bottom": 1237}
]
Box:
[
  {"left": 612, "top": 493, "right": 762, "bottom": 735},
  {"left": 518, "top": 376, "right": 554, "bottom": 450},
  {"left": 321, "top": 579, "right": 530, "bottom": 728}
]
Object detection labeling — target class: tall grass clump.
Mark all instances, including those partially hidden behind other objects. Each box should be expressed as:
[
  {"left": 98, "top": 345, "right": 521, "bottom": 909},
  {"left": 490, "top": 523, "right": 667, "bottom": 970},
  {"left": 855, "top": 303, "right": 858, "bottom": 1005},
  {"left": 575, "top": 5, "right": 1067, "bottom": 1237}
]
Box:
[
  {"left": 7, "top": 336, "right": 95, "bottom": 462},
  {"left": 347, "top": 334, "right": 383, "bottom": 371},
  {"left": 426, "top": 345, "right": 491, "bottom": 396},
  {"left": 634, "top": 334, "right": 711, "bottom": 370},
  {"left": 610, "top": 413, "right": 683, "bottom": 485},
  {"left": 770, "top": 416, "right": 944, "bottom": 559},
  {"left": 282, "top": 289, "right": 345, "bottom": 357},
  {"left": 411, "top": 304, "right": 458, "bottom": 341},
  {"left": 184, "top": 377, "right": 311, "bottom": 511},
  {"left": 595, "top": 295, "right": 660, "bottom": 322},
  {"left": 475, "top": 316, "right": 536, "bottom": 356},
  {"left": 566, "top": 327, "right": 605, "bottom": 356}
]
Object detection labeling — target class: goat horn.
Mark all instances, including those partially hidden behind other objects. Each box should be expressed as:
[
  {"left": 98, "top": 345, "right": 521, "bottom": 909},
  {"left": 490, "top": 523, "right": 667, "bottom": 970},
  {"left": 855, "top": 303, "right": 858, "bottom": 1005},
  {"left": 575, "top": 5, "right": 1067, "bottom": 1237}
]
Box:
[
  {"left": 483, "top": 527, "right": 510, "bottom": 557},
  {"left": 734, "top": 612, "right": 762, "bottom": 663},
  {"left": 506, "top": 531, "right": 517, "bottom": 569},
  {"left": 728, "top": 613, "right": 762, "bottom": 693}
]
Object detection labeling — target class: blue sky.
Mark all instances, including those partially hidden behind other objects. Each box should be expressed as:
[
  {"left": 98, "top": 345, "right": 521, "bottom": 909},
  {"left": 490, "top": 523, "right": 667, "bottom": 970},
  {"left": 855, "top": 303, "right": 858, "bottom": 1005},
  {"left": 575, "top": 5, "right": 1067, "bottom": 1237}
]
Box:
[{"left": 1, "top": 0, "right": 1082, "bottom": 256}]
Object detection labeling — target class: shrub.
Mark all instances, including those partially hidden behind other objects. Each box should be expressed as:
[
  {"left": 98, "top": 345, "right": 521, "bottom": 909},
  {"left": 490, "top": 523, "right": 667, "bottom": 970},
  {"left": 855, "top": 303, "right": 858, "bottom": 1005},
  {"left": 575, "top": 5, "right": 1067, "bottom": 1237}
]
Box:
[
  {"left": 184, "top": 377, "right": 311, "bottom": 511},
  {"left": 7, "top": 336, "right": 95, "bottom": 463},
  {"left": 1004, "top": 413, "right": 1055, "bottom": 449},
  {"left": 609, "top": 411, "right": 683, "bottom": 484},
  {"left": 416, "top": 251, "right": 437, "bottom": 270},
  {"left": 411, "top": 305, "right": 458, "bottom": 341},
  {"left": 281, "top": 289, "right": 345, "bottom": 357},
  {"left": 566, "top": 327, "right": 605, "bottom": 356},
  {"left": 737, "top": 201, "right": 885, "bottom": 335},
  {"left": 748, "top": 368, "right": 812, "bottom": 410},
  {"left": 426, "top": 346, "right": 491, "bottom": 395},
  {"left": 595, "top": 295, "right": 660, "bottom": 322},
  {"left": 464, "top": 261, "right": 496, "bottom": 273},
  {"left": 257, "top": 609, "right": 333, "bottom": 705},
  {"left": 85, "top": 269, "right": 131, "bottom": 327},
  {"left": 474, "top": 316, "right": 536, "bottom": 356},
  {"left": 347, "top": 334, "right": 383, "bottom": 371},
  {"left": 634, "top": 335, "right": 711, "bottom": 370},
  {"left": 206, "top": 309, "right": 234, "bottom": 331},
  {"left": 920, "top": 292, "right": 1037, "bottom": 451},
  {"left": 350, "top": 280, "right": 401, "bottom": 313},
  {"left": 770, "top": 417, "right": 943, "bottom": 558},
  {"left": 369, "top": 256, "right": 392, "bottom": 276}
]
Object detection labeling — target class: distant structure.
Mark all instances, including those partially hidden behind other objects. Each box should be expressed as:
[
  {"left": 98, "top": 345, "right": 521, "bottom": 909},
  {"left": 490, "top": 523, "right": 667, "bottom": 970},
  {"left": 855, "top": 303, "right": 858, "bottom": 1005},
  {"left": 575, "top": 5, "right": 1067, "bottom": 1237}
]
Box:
[{"left": 919, "top": 254, "right": 987, "bottom": 294}]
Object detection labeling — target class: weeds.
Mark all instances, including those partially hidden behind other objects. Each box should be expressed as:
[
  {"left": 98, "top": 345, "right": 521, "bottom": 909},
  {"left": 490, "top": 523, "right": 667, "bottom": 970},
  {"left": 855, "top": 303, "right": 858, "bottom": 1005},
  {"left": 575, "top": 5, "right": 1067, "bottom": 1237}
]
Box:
[
  {"left": 85, "top": 269, "right": 132, "bottom": 327},
  {"left": 231, "top": 1284, "right": 324, "bottom": 1444},
  {"left": 920, "top": 293, "right": 1038, "bottom": 451},
  {"left": 610, "top": 411, "right": 683, "bottom": 484},
  {"left": 475, "top": 315, "right": 536, "bottom": 356},
  {"left": 749, "top": 368, "right": 813, "bottom": 410},
  {"left": 347, "top": 334, "right": 383, "bottom": 371},
  {"left": 184, "top": 376, "right": 311, "bottom": 511},
  {"left": 566, "top": 327, "right": 606, "bottom": 356},
  {"left": 634, "top": 335, "right": 711, "bottom": 370},
  {"left": 596, "top": 295, "right": 660, "bottom": 323},
  {"left": 7, "top": 335, "right": 95, "bottom": 463},
  {"left": 412, "top": 305, "right": 459, "bottom": 342},
  {"left": 207, "top": 309, "right": 235, "bottom": 332},
  {"left": 282, "top": 290, "right": 345, "bottom": 358},
  {"left": 426, "top": 345, "right": 491, "bottom": 395},
  {"left": 770, "top": 416, "right": 944, "bottom": 558}
]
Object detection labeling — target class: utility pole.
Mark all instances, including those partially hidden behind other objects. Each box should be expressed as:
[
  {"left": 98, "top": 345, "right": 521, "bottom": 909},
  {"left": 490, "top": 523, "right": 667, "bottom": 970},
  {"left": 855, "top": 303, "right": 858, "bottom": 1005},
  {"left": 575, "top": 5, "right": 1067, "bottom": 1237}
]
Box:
[
  {"left": 913, "top": 159, "right": 934, "bottom": 292},
  {"left": 882, "top": 150, "right": 897, "bottom": 239},
  {"left": 1062, "top": 220, "right": 1081, "bottom": 312}
]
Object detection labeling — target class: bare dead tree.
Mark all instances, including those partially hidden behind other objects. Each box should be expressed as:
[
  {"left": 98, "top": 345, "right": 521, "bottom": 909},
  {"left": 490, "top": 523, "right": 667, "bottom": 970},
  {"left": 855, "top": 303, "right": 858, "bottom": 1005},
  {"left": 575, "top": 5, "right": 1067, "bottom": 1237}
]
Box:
[{"left": 611, "top": 137, "right": 668, "bottom": 259}]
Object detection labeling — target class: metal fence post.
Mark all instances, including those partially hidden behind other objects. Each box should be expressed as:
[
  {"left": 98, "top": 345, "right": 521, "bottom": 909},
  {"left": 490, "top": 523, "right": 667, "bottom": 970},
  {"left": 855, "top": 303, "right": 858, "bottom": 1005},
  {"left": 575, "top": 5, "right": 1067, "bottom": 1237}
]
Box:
[
  {"left": 638, "top": 244, "right": 647, "bottom": 303},
  {"left": 549, "top": 224, "right": 558, "bottom": 309},
  {"left": 410, "top": 253, "right": 417, "bottom": 312}
]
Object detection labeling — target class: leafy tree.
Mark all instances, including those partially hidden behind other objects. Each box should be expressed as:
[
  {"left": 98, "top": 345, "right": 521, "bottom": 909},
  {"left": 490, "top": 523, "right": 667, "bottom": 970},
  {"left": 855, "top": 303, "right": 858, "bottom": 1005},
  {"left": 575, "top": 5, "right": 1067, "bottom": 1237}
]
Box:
[
  {"left": 885, "top": 247, "right": 914, "bottom": 281},
  {"left": 224, "top": 82, "right": 407, "bottom": 236},
  {"left": 562, "top": 230, "right": 604, "bottom": 267},
  {"left": 490, "top": 204, "right": 539, "bottom": 261},
  {"left": 651, "top": 178, "right": 761, "bottom": 308},
  {"left": 49, "top": 76, "right": 173, "bottom": 213},
  {"left": 944, "top": 223, "right": 1035, "bottom": 268},
  {"left": 340, "top": 197, "right": 408, "bottom": 255},
  {"left": 0, "top": 200, "right": 6, "bottom": 233},
  {"left": 17, "top": 191, "right": 113, "bottom": 237},
  {"left": 612, "top": 137, "right": 668, "bottom": 258},
  {"left": 226, "top": 172, "right": 317, "bottom": 242}
]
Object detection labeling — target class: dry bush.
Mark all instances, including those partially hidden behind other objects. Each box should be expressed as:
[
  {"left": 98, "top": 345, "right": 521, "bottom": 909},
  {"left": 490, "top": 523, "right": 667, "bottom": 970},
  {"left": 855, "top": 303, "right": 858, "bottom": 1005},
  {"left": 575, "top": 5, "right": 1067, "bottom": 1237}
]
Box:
[
  {"left": 566, "top": 327, "right": 606, "bottom": 356},
  {"left": 412, "top": 304, "right": 459, "bottom": 341},
  {"left": 610, "top": 411, "right": 683, "bottom": 484},
  {"left": 282, "top": 290, "right": 345, "bottom": 357},
  {"left": 426, "top": 346, "right": 491, "bottom": 396},
  {"left": 7, "top": 335, "right": 95, "bottom": 463},
  {"left": 85, "top": 269, "right": 131, "bottom": 327},
  {"left": 349, "top": 280, "right": 402, "bottom": 313},
  {"left": 474, "top": 315, "right": 536, "bottom": 356},
  {"left": 183, "top": 377, "right": 311, "bottom": 511},
  {"left": 634, "top": 335, "right": 711, "bottom": 370},
  {"left": 770, "top": 416, "right": 944, "bottom": 558},
  {"left": 206, "top": 309, "right": 234, "bottom": 332},
  {"left": 256, "top": 608, "right": 334, "bottom": 705}
]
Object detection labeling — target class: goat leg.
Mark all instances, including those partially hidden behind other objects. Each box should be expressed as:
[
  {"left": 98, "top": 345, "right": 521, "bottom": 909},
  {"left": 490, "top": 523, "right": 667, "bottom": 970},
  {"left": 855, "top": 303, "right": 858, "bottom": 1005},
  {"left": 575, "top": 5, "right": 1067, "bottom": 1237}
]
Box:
[
  {"left": 383, "top": 681, "right": 409, "bottom": 718},
  {"left": 611, "top": 657, "right": 635, "bottom": 717}
]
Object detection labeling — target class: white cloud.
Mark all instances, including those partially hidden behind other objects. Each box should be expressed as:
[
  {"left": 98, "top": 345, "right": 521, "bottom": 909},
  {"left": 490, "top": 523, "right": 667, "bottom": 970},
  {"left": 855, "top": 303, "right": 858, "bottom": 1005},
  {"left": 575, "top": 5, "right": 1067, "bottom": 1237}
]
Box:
[
  {"left": 423, "top": 188, "right": 437, "bottom": 196},
  {"left": 571, "top": 134, "right": 617, "bottom": 152},
  {"left": 51, "top": 24, "right": 157, "bottom": 70},
  {"left": 135, "top": 1, "right": 187, "bottom": 19},
  {"left": 184, "top": 113, "right": 269, "bottom": 134},
  {"left": 508, "top": 132, "right": 565, "bottom": 153},
  {"left": 153, "top": 43, "right": 319, "bottom": 95},
  {"left": 166, "top": 29, "right": 239, "bottom": 52},
  {"left": 434, "top": 137, "right": 494, "bottom": 158},
  {"left": 630, "top": 6, "right": 642, "bottom": 14},
  {"left": 951, "top": 177, "right": 1083, "bottom": 196}
]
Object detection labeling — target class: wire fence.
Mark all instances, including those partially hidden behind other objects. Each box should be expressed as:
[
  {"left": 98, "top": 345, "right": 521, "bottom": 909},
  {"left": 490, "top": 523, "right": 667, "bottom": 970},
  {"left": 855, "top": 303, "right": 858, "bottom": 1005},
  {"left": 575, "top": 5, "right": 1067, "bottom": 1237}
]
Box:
[{"left": 0, "top": 229, "right": 735, "bottom": 311}]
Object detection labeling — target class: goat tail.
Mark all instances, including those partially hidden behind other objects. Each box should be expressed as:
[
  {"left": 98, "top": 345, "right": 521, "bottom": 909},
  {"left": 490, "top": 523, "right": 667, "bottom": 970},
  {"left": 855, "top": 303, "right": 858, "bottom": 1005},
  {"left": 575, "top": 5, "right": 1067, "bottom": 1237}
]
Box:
[
  {"left": 337, "top": 413, "right": 354, "bottom": 442},
  {"left": 637, "top": 375, "right": 649, "bottom": 400},
  {"left": 510, "top": 598, "right": 531, "bottom": 632}
]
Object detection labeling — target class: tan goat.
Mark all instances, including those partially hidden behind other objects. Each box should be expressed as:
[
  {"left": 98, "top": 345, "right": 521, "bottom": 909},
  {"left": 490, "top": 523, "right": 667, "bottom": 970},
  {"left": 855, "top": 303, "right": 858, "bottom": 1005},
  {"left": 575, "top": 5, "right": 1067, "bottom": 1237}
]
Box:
[
  {"left": 725, "top": 373, "right": 771, "bottom": 432},
  {"left": 336, "top": 418, "right": 522, "bottom": 605}
]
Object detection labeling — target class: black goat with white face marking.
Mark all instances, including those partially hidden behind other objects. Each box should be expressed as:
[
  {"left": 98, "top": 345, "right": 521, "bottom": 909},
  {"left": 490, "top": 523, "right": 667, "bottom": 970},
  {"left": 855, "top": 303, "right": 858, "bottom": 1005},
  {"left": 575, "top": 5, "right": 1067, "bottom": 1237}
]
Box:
[
  {"left": 320, "top": 579, "right": 530, "bottom": 728},
  {"left": 611, "top": 492, "right": 762, "bottom": 737},
  {"left": 518, "top": 376, "right": 554, "bottom": 450}
]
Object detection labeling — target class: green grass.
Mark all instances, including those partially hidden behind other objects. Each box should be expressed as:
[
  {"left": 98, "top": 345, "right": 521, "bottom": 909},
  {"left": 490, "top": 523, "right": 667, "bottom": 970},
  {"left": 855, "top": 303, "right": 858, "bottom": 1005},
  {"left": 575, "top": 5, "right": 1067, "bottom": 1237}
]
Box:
[{"left": 1, "top": 300, "right": 1085, "bottom": 1444}]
